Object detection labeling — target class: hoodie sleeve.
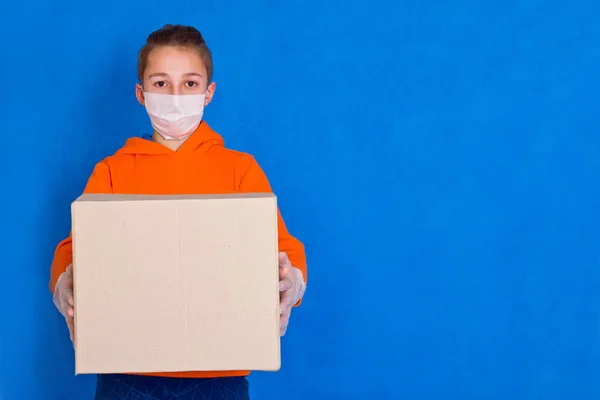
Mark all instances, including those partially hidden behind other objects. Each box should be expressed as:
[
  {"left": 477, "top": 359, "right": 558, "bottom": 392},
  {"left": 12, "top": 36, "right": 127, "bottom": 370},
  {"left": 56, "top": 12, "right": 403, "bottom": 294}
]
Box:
[
  {"left": 49, "top": 161, "right": 113, "bottom": 293},
  {"left": 237, "top": 156, "right": 307, "bottom": 286}
]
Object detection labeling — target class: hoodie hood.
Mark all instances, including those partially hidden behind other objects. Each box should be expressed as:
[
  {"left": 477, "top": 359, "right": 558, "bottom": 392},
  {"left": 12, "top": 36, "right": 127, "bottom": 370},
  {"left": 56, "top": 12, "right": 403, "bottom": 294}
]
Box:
[{"left": 115, "top": 121, "right": 224, "bottom": 156}]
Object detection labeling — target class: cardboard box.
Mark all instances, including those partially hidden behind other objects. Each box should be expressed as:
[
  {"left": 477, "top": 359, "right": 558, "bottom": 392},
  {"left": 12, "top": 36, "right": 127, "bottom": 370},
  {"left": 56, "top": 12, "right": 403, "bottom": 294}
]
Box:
[{"left": 71, "top": 193, "right": 281, "bottom": 374}]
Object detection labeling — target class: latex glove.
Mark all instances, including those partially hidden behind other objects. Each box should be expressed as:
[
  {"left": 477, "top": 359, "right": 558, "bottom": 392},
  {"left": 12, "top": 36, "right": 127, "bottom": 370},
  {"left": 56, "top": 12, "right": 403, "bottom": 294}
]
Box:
[
  {"left": 279, "top": 252, "right": 306, "bottom": 336},
  {"left": 53, "top": 263, "right": 75, "bottom": 342}
]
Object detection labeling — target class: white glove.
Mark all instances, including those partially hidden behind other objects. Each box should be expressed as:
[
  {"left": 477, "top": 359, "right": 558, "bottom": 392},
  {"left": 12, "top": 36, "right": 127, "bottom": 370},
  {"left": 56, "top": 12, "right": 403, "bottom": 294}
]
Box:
[
  {"left": 52, "top": 263, "right": 75, "bottom": 341},
  {"left": 279, "top": 252, "right": 306, "bottom": 336}
]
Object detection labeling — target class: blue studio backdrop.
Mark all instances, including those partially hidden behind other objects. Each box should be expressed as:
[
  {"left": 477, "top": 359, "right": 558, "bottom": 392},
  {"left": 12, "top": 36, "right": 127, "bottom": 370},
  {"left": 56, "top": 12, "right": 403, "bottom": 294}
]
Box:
[{"left": 1, "top": 1, "right": 599, "bottom": 399}]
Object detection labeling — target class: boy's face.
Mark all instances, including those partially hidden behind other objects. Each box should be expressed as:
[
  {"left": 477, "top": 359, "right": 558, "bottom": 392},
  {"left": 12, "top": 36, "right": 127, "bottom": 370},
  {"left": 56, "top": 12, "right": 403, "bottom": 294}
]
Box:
[{"left": 136, "top": 46, "right": 216, "bottom": 106}]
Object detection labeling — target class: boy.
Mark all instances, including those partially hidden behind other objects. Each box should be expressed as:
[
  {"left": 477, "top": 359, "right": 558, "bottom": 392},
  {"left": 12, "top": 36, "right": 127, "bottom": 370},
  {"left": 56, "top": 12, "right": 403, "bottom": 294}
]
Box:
[{"left": 50, "top": 24, "right": 307, "bottom": 400}]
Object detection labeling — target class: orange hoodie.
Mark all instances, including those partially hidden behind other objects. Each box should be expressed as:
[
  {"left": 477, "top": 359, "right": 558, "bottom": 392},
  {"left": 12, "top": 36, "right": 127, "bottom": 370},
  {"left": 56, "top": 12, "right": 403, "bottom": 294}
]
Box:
[{"left": 50, "top": 121, "right": 307, "bottom": 379}]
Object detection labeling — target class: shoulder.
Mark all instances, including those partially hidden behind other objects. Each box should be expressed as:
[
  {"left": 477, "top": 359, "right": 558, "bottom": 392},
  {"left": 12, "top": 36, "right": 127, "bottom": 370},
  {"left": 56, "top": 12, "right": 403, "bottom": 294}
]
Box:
[
  {"left": 94, "top": 136, "right": 149, "bottom": 168},
  {"left": 211, "top": 146, "right": 260, "bottom": 171},
  {"left": 210, "top": 147, "right": 271, "bottom": 190},
  {"left": 98, "top": 153, "right": 124, "bottom": 171}
]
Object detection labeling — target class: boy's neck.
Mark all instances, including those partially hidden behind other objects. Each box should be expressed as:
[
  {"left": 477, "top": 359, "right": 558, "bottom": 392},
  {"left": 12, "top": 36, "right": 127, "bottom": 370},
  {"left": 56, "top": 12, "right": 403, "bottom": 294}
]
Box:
[{"left": 152, "top": 131, "right": 186, "bottom": 151}]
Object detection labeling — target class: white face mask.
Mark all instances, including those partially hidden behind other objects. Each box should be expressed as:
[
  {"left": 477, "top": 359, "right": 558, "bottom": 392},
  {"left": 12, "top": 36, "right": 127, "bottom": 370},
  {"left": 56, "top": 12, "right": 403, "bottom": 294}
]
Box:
[{"left": 143, "top": 92, "right": 206, "bottom": 140}]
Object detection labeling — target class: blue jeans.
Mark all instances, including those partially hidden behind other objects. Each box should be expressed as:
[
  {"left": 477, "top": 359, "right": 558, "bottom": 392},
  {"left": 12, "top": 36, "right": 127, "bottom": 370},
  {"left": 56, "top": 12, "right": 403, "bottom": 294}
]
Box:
[{"left": 94, "top": 374, "right": 250, "bottom": 400}]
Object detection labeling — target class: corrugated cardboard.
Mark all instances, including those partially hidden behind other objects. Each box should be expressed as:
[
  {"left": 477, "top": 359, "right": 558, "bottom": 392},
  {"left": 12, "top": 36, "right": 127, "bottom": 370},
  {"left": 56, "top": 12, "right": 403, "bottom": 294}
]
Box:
[{"left": 71, "top": 193, "right": 281, "bottom": 374}]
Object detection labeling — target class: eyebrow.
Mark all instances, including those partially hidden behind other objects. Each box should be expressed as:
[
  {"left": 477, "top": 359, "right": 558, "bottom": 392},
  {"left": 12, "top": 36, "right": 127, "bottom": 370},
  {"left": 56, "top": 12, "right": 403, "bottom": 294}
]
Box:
[
  {"left": 148, "top": 72, "right": 169, "bottom": 79},
  {"left": 148, "top": 72, "right": 204, "bottom": 79},
  {"left": 183, "top": 72, "right": 204, "bottom": 79}
]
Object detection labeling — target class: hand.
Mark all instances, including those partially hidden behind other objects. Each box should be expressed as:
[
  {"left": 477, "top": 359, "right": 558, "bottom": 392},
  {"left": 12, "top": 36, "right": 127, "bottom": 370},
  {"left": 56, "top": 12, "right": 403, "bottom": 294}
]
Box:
[
  {"left": 279, "top": 252, "right": 306, "bottom": 336},
  {"left": 53, "top": 263, "right": 75, "bottom": 342}
]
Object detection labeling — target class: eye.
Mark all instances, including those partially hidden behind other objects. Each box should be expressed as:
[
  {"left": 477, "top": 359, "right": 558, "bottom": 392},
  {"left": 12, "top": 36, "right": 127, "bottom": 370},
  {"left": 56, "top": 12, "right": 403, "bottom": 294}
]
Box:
[
  {"left": 185, "top": 81, "right": 198, "bottom": 88},
  {"left": 154, "top": 81, "right": 167, "bottom": 88}
]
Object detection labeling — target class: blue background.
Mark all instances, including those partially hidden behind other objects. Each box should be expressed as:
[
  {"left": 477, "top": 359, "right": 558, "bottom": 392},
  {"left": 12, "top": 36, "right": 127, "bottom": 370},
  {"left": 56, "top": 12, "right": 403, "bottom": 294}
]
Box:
[{"left": 1, "top": 0, "right": 599, "bottom": 399}]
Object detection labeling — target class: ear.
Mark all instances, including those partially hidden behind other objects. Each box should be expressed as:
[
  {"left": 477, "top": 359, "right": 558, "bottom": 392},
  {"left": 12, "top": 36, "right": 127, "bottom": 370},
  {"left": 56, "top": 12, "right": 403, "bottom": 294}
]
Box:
[
  {"left": 204, "top": 81, "right": 217, "bottom": 106},
  {"left": 135, "top": 83, "right": 145, "bottom": 106}
]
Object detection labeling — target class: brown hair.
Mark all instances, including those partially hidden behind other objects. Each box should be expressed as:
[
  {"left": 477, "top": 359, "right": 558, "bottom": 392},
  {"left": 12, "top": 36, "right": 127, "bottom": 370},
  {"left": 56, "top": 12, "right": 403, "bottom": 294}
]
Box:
[{"left": 137, "top": 24, "right": 213, "bottom": 83}]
